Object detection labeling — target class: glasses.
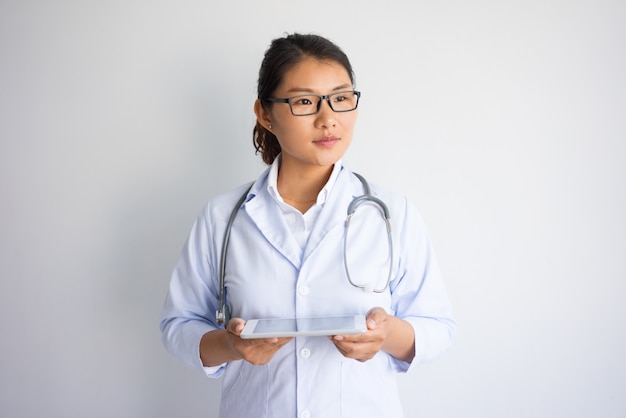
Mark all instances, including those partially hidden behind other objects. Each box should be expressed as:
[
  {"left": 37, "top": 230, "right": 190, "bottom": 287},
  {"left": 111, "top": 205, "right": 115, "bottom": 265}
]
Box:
[{"left": 264, "top": 90, "right": 361, "bottom": 116}]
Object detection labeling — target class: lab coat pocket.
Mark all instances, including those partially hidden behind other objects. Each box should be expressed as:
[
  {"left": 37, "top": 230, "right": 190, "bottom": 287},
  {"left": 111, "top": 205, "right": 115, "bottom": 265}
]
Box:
[
  {"left": 339, "top": 355, "right": 402, "bottom": 418},
  {"left": 220, "top": 361, "right": 269, "bottom": 418}
]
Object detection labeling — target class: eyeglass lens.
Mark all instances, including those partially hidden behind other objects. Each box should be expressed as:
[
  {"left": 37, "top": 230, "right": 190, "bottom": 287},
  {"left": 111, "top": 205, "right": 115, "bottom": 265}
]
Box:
[{"left": 290, "top": 91, "right": 359, "bottom": 115}]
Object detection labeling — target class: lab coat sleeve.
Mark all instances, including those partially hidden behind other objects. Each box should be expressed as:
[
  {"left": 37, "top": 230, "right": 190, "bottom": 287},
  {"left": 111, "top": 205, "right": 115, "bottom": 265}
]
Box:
[
  {"left": 388, "top": 196, "right": 456, "bottom": 372},
  {"left": 160, "top": 203, "right": 226, "bottom": 378}
]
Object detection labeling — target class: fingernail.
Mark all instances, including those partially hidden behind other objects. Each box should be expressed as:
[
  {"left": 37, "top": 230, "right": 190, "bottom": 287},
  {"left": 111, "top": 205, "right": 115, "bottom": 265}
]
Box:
[{"left": 334, "top": 335, "right": 344, "bottom": 341}]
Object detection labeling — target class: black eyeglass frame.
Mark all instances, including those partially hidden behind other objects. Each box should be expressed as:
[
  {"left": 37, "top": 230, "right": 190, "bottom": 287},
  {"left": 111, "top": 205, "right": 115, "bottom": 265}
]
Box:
[{"left": 263, "top": 90, "right": 361, "bottom": 116}]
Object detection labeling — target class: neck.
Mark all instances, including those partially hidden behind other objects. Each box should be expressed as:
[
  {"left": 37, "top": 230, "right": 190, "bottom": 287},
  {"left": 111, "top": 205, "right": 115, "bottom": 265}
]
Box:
[
  {"left": 277, "top": 160, "right": 334, "bottom": 204},
  {"left": 282, "top": 195, "right": 317, "bottom": 204}
]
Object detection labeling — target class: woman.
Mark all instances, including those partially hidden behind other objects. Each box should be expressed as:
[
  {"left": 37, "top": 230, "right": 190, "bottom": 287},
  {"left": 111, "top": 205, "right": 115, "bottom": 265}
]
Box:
[{"left": 160, "top": 33, "right": 456, "bottom": 418}]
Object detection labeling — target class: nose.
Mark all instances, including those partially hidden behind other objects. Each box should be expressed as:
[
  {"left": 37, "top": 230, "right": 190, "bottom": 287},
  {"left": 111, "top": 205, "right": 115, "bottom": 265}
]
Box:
[{"left": 315, "top": 98, "right": 336, "bottom": 127}]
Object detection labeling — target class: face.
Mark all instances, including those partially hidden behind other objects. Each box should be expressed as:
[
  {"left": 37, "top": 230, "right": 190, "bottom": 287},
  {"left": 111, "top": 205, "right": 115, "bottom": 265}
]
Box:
[{"left": 255, "top": 57, "right": 358, "bottom": 171}]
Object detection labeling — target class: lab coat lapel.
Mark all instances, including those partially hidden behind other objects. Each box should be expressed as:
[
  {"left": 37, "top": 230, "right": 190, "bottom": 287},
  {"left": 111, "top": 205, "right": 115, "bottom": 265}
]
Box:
[
  {"left": 243, "top": 190, "right": 303, "bottom": 270},
  {"left": 303, "top": 169, "right": 357, "bottom": 262}
]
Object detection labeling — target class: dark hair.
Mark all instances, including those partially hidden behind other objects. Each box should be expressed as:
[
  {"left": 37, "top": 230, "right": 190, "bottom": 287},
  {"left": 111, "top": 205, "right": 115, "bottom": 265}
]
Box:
[{"left": 253, "top": 33, "right": 355, "bottom": 164}]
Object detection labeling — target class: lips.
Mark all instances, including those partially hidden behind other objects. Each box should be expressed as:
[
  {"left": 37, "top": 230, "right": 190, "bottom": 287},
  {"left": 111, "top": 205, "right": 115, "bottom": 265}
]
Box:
[{"left": 314, "top": 135, "right": 339, "bottom": 146}]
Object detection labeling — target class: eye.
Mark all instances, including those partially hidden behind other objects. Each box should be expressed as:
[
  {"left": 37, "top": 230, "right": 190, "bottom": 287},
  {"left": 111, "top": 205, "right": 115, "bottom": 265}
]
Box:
[
  {"left": 295, "top": 98, "right": 313, "bottom": 105},
  {"left": 292, "top": 96, "right": 316, "bottom": 106},
  {"left": 333, "top": 92, "right": 355, "bottom": 103}
]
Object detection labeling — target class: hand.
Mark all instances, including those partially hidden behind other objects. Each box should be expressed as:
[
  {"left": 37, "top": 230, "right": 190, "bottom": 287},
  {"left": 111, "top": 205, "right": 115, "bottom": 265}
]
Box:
[
  {"left": 329, "top": 308, "right": 391, "bottom": 362},
  {"left": 225, "top": 318, "right": 293, "bottom": 365}
]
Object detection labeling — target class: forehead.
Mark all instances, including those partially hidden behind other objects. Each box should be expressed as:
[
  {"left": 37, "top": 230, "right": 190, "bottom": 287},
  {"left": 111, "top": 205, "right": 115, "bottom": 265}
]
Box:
[{"left": 277, "top": 58, "right": 352, "bottom": 93}]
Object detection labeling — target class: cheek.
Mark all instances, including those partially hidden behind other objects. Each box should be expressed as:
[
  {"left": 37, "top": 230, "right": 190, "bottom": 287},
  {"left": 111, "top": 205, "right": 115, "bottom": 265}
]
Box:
[
  {"left": 344, "top": 109, "right": 358, "bottom": 125},
  {"left": 342, "top": 113, "right": 358, "bottom": 133},
  {"left": 275, "top": 120, "right": 304, "bottom": 140}
]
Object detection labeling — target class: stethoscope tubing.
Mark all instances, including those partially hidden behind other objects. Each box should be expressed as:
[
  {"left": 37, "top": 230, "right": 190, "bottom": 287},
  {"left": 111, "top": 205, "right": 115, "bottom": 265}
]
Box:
[
  {"left": 216, "top": 173, "right": 393, "bottom": 325},
  {"left": 216, "top": 183, "right": 253, "bottom": 325},
  {"left": 343, "top": 196, "right": 393, "bottom": 293}
]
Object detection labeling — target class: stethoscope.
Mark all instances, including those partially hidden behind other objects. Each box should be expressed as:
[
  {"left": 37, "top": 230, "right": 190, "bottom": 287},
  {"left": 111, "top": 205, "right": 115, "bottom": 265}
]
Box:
[{"left": 216, "top": 172, "right": 393, "bottom": 325}]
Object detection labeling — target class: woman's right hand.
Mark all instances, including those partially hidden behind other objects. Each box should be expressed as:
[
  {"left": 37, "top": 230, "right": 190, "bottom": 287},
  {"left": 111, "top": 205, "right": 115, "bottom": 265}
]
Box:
[{"left": 225, "top": 318, "right": 292, "bottom": 365}]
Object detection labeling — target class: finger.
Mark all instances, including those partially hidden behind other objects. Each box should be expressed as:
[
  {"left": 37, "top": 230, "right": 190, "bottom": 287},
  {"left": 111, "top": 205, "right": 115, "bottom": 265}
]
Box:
[
  {"left": 226, "top": 318, "right": 246, "bottom": 336},
  {"left": 274, "top": 337, "right": 293, "bottom": 348},
  {"left": 332, "top": 340, "right": 376, "bottom": 361},
  {"left": 334, "top": 332, "right": 379, "bottom": 343},
  {"left": 253, "top": 336, "right": 292, "bottom": 350},
  {"left": 366, "top": 307, "right": 387, "bottom": 329}
]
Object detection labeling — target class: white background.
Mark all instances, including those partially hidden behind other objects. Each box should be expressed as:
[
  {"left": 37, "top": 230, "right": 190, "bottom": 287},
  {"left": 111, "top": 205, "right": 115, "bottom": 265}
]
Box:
[{"left": 1, "top": 1, "right": 625, "bottom": 417}]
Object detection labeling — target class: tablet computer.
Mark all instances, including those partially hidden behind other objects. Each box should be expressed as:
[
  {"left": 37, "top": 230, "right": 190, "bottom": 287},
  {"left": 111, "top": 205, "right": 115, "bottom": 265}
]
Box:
[{"left": 240, "top": 314, "right": 367, "bottom": 339}]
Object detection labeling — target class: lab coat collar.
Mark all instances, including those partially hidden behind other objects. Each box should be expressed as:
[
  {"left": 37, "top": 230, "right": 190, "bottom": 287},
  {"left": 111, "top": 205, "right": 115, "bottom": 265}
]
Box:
[{"left": 242, "top": 164, "right": 361, "bottom": 270}]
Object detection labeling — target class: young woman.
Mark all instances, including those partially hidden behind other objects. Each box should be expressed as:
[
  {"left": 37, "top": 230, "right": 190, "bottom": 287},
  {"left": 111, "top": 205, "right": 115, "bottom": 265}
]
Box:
[{"left": 160, "top": 33, "right": 456, "bottom": 418}]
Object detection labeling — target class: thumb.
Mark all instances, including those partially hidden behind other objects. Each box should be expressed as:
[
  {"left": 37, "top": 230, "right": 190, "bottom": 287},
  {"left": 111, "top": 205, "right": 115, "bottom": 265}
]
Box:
[
  {"left": 366, "top": 307, "right": 387, "bottom": 329},
  {"left": 227, "top": 318, "right": 246, "bottom": 336}
]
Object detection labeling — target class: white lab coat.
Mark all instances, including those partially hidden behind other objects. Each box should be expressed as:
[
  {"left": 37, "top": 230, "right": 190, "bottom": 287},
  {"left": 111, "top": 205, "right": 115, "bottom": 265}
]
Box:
[{"left": 161, "top": 163, "right": 456, "bottom": 418}]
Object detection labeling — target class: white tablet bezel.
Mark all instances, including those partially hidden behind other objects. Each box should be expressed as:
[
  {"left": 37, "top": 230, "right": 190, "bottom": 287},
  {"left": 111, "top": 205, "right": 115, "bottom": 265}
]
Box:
[{"left": 239, "top": 314, "right": 367, "bottom": 339}]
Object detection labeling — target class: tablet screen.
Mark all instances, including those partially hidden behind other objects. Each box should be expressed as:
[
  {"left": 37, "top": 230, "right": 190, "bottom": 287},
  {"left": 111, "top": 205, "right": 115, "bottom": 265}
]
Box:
[{"left": 240, "top": 315, "right": 367, "bottom": 339}]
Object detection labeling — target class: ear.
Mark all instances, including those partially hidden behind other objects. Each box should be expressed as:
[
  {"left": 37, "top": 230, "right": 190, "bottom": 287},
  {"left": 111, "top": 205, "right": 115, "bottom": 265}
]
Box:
[{"left": 254, "top": 99, "right": 272, "bottom": 130}]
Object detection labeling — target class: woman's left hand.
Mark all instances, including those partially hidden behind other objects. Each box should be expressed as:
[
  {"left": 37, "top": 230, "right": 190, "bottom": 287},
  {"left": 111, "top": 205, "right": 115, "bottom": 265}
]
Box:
[{"left": 329, "top": 307, "right": 391, "bottom": 362}]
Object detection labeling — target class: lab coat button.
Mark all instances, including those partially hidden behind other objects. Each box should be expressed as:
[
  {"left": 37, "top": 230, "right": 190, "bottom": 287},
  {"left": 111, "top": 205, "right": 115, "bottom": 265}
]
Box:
[
  {"left": 300, "top": 347, "right": 311, "bottom": 358},
  {"left": 298, "top": 285, "right": 310, "bottom": 296},
  {"left": 300, "top": 410, "right": 311, "bottom": 418}
]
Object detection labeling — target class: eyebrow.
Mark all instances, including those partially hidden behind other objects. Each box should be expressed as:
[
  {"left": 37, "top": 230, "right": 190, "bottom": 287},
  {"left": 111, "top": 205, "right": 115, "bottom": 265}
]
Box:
[{"left": 285, "top": 83, "right": 353, "bottom": 94}]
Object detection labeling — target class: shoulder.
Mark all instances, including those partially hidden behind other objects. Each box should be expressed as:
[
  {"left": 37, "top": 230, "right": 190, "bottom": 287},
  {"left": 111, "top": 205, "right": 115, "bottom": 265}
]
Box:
[
  {"left": 207, "top": 182, "right": 255, "bottom": 210},
  {"left": 201, "top": 168, "right": 271, "bottom": 221},
  {"left": 346, "top": 171, "right": 409, "bottom": 207},
  {"left": 346, "top": 170, "right": 426, "bottom": 227}
]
